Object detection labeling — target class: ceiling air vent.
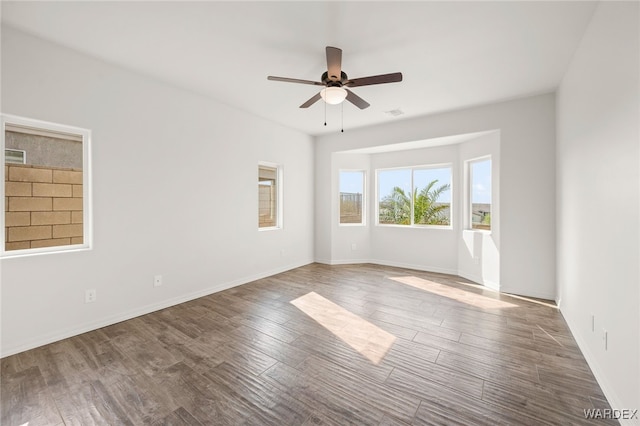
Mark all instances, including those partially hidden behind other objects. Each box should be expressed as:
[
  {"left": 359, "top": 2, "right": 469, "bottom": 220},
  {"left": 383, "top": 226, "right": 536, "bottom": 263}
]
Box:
[{"left": 384, "top": 108, "right": 404, "bottom": 117}]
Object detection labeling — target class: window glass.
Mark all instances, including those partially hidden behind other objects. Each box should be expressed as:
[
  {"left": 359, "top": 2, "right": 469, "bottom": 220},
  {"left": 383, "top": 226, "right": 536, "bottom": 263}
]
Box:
[
  {"left": 378, "top": 169, "right": 412, "bottom": 225},
  {"left": 258, "top": 165, "right": 278, "bottom": 228},
  {"left": 470, "top": 158, "right": 491, "bottom": 230},
  {"left": 413, "top": 167, "right": 451, "bottom": 226},
  {"left": 339, "top": 171, "right": 364, "bottom": 225}
]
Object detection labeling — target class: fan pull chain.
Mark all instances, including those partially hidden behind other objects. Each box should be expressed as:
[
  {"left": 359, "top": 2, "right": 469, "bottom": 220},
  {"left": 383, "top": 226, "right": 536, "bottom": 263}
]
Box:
[
  {"left": 341, "top": 102, "right": 344, "bottom": 133},
  {"left": 324, "top": 98, "right": 327, "bottom": 126}
]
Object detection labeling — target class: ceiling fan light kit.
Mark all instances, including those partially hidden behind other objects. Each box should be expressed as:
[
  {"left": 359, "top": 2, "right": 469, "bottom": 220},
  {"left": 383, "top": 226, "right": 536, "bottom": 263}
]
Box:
[{"left": 320, "top": 87, "right": 348, "bottom": 105}]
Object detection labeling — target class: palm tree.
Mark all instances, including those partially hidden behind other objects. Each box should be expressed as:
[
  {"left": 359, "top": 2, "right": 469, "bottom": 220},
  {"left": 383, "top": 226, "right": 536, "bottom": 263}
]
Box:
[
  {"left": 379, "top": 186, "right": 411, "bottom": 224},
  {"left": 413, "top": 180, "right": 451, "bottom": 225},
  {"left": 379, "top": 180, "right": 450, "bottom": 225}
]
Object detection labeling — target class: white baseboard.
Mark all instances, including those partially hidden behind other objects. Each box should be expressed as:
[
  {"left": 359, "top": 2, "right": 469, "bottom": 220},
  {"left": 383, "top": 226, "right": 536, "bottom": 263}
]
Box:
[
  {"left": 457, "top": 271, "right": 500, "bottom": 290},
  {"left": 368, "top": 258, "right": 458, "bottom": 276},
  {"left": 316, "top": 257, "right": 494, "bottom": 284},
  {"left": 1, "top": 259, "right": 313, "bottom": 358},
  {"left": 315, "top": 256, "right": 458, "bottom": 275},
  {"left": 319, "top": 258, "right": 374, "bottom": 266},
  {"left": 561, "top": 311, "right": 639, "bottom": 426},
  {"left": 500, "top": 285, "right": 555, "bottom": 301}
]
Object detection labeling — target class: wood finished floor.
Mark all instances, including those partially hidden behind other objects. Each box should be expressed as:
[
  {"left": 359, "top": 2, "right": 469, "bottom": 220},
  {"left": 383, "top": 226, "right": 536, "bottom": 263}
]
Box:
[{"left": 1, "top": 263, "right": 616, "bottom": 425}]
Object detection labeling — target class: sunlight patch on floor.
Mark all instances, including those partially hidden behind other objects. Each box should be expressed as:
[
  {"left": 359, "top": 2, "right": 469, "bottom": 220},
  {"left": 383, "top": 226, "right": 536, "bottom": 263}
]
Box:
[
  {"left": 290, "top": 292, "right": 396, "bottom": 364},
  {"left": 536, "top": 325, "right": 565, "bottom": 348},
  {"left": 390, "top": 276, "right": 518, "bottom": 309}
]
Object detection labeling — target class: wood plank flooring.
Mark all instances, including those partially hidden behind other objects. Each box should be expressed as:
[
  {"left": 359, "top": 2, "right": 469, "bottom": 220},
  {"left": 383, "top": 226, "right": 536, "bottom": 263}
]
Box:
[{"left": 1, "top": 263, "right": 616, "bottom": 425}]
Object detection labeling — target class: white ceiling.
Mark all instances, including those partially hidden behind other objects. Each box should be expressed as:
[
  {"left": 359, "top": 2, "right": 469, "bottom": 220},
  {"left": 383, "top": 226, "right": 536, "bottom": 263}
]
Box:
[{"left": 1, "top": 1, "right": 597, "bottom": 136}]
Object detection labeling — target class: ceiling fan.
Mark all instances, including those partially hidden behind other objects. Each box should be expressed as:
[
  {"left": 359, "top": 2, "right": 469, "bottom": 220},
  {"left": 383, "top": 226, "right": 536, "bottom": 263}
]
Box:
[{"left": 267, "top": 46, "right": 403, "bottom": 110}]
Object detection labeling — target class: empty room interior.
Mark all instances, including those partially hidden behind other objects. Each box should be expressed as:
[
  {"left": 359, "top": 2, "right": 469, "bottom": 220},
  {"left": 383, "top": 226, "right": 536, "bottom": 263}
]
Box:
[{"left": 1, "top": 1, "right": 639, "bottom": 425}]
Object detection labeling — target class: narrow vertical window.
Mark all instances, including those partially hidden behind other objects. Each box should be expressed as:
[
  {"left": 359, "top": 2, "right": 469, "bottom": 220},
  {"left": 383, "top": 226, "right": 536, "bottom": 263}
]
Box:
[
  {"left": 258, "top": 163, "right": 280, "bottom": 229},
  {"left": 469, "top": 157, "right": 491, "bottom": 230},
  {"left": 339, "top": 171, "right": 364, "bottom": 225},
  {"left": 2, "top": 115, "right": 91, "bottom": 256}
]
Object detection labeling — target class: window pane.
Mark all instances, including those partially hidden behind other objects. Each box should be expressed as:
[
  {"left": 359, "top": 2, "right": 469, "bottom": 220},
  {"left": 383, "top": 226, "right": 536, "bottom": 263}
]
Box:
[
  {"left": 378, "top": 169, "right": 411, "bottom": 225},
  {"left": 413, "top": 167, "right": 451, "bottom": 226},
  {"left": 258, "top": 165, "right": 278, "bottom": 228},
  {"left": 4, "top": 124, "right": 85, "bottom": 251},
  {"left": 470, "top": 158, "right": 491, "bottom": 230},
  {"left": 339, "top": 171, "right": 364, "bottom": 224}
]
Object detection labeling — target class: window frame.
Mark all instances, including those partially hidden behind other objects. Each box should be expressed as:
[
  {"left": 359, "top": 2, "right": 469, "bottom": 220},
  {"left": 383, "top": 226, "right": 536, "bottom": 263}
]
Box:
[
  {"left": 1, "top": 114, "right": 92, "bottom": 258},
  {"left": 467, "top": 155, "right": 492, "bottom": 232},
  {"left": 258, "top": 161, "right": 283, "bottom": 231},
  {"left": 376, "top": 163, "right": 453, "bottom": 229},
  {"left": 338, "top": 169, "right": 366, "bottom": 227}
]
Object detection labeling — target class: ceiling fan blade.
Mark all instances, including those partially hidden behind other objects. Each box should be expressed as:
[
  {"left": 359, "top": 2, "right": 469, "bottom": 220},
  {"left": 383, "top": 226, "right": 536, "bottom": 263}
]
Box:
[
  {"left": 326, "top": 46, "right": 342, "bottom": 81},
  {"left": 300, "top": 92, "right": 322, "bottom": 108},
  {"left": 268, "top": 76, "right": 324, "bottom": 86},
  {"left": 345, "top": 72, "right": 403, "bottom": 87},
  {"left": 345, "top": 89, "right": 370, "bottom": 109}
]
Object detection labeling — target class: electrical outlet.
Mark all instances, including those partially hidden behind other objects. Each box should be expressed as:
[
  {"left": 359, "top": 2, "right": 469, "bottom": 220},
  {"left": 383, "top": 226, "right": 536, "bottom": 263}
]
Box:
[
  {"left": 351, "top": 243, "right": 357, "bottom": 251},
  {"left": 154, "top": 275, "right": 162, "bottom": 287},
  {"left": 602, "top": 328, "right": 608, "bottom": 351},
  {"left": 591, "top": 314, "right": 595, "bottom": 332},
  {"left": 85, "top": 289, "right": 96, "bottom": 303}
]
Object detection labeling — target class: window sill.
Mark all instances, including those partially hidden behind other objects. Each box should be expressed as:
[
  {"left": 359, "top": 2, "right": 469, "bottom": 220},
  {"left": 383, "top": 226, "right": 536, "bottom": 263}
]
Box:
[
  {"left": 258, "top": 226, "right": 281, "bottom": 232},
  {"left": 376, "top": 224, "right": 453, "bottom": 230},
  {"left": 465, "top": 228, "right": 492, "bottom": 235},
  {"left": 1, "top": 244, "right": 91, "bottom": 259}
]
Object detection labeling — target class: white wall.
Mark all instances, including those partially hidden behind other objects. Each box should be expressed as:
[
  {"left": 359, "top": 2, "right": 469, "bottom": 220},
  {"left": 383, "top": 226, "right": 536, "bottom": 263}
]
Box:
[
  {"left": 0, "top": 27, "right": 315, "bottom": 357},
  {"left": 556, "top": 1, "right": 639, "bottom": 419},
  {"left": 316, "top": 93, "right": 556, "bottom": 299}
]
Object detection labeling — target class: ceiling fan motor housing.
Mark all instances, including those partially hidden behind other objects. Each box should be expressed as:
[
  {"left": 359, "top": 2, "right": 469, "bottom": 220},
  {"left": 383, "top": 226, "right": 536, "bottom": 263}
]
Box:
[{"left": 322, "top": 71, "right": 348, "bottom": 86}]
